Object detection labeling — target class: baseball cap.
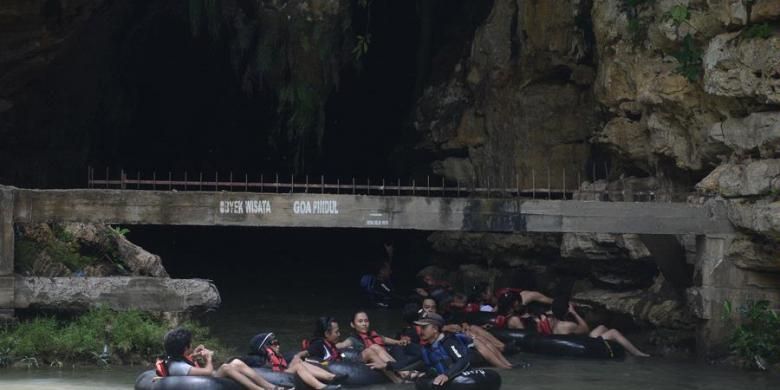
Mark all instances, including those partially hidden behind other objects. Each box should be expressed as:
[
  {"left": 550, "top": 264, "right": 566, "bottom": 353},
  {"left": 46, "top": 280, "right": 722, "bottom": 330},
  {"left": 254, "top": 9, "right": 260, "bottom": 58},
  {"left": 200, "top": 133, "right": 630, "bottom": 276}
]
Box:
[{"left": 413, "top": 312, "right": 444, "bottom": 327}]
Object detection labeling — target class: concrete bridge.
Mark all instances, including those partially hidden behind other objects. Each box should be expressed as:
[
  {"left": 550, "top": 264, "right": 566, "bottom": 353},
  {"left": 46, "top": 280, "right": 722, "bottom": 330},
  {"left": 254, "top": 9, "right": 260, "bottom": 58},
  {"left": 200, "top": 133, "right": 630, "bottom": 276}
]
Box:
[{"left": 0, "top": 184, "right": 766, "bottom": 356}]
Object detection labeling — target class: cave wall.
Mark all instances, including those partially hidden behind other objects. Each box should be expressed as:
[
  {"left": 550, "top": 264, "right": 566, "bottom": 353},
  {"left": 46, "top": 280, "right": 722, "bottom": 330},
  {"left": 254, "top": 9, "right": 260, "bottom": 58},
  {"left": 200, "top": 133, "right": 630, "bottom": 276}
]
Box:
[{"left": 414, "top": 0, "right": 780, "bottom": 356}]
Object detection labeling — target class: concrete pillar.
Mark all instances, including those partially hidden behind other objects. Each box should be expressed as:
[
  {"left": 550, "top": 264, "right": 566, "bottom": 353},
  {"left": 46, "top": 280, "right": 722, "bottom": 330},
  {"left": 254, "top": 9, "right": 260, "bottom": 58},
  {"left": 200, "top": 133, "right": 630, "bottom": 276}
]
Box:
[
  {"left": 688, "top": 234, "right": 780, "bottom": 359},
  {"left": 0, "top": 187, "right": 14, "bottom": 318}
]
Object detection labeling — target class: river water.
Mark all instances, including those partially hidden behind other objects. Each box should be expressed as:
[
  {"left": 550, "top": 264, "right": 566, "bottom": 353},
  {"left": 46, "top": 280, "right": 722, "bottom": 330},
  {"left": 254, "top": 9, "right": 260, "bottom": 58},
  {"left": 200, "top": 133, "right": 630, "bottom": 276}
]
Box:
[
  {"left": 1, "top": 228, "right": 778, "bottom": 388},
  {"left": 1, "top": 291, "right": 777, "bottom": 389}
]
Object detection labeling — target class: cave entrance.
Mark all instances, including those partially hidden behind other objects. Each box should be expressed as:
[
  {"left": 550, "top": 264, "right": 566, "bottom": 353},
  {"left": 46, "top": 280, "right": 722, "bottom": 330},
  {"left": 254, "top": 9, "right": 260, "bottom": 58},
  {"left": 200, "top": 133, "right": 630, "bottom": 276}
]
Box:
[{"left": 127, "top": 225, "right": 432, "bottom": 348}]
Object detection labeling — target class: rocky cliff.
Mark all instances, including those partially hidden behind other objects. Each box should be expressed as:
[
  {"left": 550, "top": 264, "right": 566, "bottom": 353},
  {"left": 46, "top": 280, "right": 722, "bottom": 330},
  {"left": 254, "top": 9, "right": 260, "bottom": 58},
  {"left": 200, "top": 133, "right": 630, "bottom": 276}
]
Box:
[{"left": 416, "top": 0, "right": 780, "bottom": 356}]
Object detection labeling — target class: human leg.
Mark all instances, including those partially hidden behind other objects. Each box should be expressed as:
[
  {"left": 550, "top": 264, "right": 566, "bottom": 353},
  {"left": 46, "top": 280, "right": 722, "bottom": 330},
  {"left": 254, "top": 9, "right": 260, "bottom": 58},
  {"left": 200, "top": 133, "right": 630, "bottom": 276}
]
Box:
[
  {"left": 589, "top": 325, "right": 608, "bottom": 338},
  {"left": 467, "top": 325, "right": 505, "bottom": 350},
  {"left": 599, "top": 329, "right": 650, "bottom": 357},
  {"left": 472, "top": 338, "right": 512, "bottom": 369},
  {"left": 214, "top": 363, "right": 265, "bottom": 390},
  {"left": 225, "top": 359, "right": 282, "bottom": 390}
]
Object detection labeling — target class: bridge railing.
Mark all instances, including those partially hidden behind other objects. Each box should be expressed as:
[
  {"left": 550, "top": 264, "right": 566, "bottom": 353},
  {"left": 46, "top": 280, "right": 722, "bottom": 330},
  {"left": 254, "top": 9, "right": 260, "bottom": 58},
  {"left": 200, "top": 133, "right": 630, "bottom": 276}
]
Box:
[{"left": 85, "top": 167, "right": 690, "bottom": 202}]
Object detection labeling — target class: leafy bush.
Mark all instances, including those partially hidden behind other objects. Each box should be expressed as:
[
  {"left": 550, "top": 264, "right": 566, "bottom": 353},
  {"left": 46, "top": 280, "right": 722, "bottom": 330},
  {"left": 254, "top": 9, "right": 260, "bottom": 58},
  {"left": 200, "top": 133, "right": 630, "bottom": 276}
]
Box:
[
  {"left": 15, "top": 232, "right": 97, "bottom": 274},
  {"left": 723, "top": 300, "right": 780, "bottom": 370},
  {"left": 0, "top": 309, "right": 227, "bottom": 367}
]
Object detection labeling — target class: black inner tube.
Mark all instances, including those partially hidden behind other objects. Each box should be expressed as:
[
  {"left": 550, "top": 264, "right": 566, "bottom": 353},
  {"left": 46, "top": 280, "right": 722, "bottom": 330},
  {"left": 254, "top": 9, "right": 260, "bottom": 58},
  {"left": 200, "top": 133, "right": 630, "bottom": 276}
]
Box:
[{"left": 415, "top": 368, "right": 502, "bottom": 390}]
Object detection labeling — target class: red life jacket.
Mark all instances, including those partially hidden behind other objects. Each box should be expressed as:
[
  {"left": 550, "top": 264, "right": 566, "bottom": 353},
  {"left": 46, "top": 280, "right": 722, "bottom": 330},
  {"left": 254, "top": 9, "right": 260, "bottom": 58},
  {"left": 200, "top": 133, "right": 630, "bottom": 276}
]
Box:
[
  {"left": 322, "top": 339, "right": 342, "bottom": 361},
  {"left": 265, "top": 347, "right": 288, "bottom": 372},
  {"left": 155, "top": 354, "right": 195, "bottom": 377},
  {"left": 302, "top": 338, "right": 342, "bottom": 362},
  {"left": 357, "top": 330, "right": 385, "bottom": 348},
  {"left": 491, "top": 315, "right": 507, "bottom": 329},
  {"left": 537, "top": 316, "right": 553, "bottom": 335}
]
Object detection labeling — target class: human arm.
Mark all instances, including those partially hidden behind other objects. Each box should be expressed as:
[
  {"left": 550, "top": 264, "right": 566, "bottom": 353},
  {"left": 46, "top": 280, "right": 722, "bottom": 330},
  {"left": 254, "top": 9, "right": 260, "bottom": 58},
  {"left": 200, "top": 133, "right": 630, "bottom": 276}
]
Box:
[
  {"left": 433, "top": 374, "right": 449, "bottom": 386},
  {"left": 568, "top": 305, "right": 590, "bottom": 334},
  {"left": 335, "top": 338, "right": 353, "bottom": 349},
  {"left": 382, "top": 335, "right": 409, "bottom": 346},
  {"left": 294, "top": 349, "right": 309, "bottom": 360},
  {"left": 187, "top": 350, "right": 215, "bottom": 376},
  {"left": 520, "top": 290, "right": 553, "bottom": 305},
  {"left": 442, "top": 338, "right": 470, "bottom": 378}
]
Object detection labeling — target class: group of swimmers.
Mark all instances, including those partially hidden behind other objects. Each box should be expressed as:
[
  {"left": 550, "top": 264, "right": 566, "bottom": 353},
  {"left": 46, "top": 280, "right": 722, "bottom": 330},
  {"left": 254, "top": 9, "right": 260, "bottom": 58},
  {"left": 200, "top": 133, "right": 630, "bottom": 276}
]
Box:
[
  {"left": 416, "top": 276, "right": 650, "bottom": 358},
  {"left": 154, "top": 271, "right": 649, "bottom": 390}
]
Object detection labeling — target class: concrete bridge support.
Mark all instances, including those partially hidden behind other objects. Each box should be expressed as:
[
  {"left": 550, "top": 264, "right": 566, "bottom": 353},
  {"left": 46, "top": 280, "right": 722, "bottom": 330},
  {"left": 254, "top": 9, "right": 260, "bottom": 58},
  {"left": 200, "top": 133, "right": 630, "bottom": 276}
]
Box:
[
  {"left": 0, "top": 187, "right": 14, "bottom": 319},
  {"left": 688, "top": 234, "right": 780, "bottom": 358}
]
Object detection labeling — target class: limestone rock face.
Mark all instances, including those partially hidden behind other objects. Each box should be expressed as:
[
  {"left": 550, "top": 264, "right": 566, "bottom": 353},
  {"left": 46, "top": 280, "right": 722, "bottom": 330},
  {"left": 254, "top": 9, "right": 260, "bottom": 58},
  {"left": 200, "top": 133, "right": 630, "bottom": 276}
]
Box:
[
  {"left": 696, "top": 159, "right": 780, "bottom": 197},
  {"left": 726, "top": 233, "right": 780, "bottom": 272},
  {"left": 561, "top": 232, "right": 659, "bottom": 290},
  {"left": 707, "top": 111, "right": 780, "bottom": 155},
  {"left": 561, "top": 233, "right": 652, "bottom": 261},
  {"left": 703, "top": 32, "right": 780, "bottom": 104},
  {"left": 14, "top": 276, "right": 221, "bottom": 312},
  {"left": 416, "top": 0, "right": 597, "bottom": 190},
  {"left": 63, "top": 223, "right": 169, "bottom": 277},
  {"left": 16, "top": 223, "right": 169, "bottom": 277},
  {"left": 574, "top": 276, "right": 695, "bottom": 330},
  {"left": 725, "top": 199, "right": 780, "bottom": 237}
]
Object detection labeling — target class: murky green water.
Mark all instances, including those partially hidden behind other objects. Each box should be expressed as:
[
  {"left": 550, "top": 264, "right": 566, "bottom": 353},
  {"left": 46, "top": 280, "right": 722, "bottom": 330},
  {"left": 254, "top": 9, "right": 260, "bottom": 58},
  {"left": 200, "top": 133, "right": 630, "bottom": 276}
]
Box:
[
  {"left": 1, "top": 290, "right": 777, "bottom": 389},
  {"left": 0, "top": 353, "right": 777, "bottom": 389}
]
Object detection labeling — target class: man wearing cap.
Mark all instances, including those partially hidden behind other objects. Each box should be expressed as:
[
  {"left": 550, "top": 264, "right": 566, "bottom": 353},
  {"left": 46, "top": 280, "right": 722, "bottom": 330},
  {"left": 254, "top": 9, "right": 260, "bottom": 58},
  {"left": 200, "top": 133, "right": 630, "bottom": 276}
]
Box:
[{"left": 414, "top": 312, "right": 471, "bottom": 387}]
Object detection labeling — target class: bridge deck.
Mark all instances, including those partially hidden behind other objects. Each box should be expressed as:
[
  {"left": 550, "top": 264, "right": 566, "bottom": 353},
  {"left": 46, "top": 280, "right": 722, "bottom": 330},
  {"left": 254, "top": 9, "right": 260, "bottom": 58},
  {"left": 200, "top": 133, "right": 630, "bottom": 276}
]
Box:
[{"left": 8, "top": 188, "right": 733, "bottom": 235}]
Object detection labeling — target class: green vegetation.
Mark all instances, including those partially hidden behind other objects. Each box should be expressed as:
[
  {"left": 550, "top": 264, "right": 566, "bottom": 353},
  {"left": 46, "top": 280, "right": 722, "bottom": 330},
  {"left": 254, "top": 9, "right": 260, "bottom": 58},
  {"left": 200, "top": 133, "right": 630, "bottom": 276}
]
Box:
[
  {"left": 622, "top": 0, "right": 654, "bottom": 46},
  {"left": 353, "top": 0, "right": 374, "bottom": 62},
  {"left": 743, "top": 23, "right": 773, "bottom": 40},
  {"left": 15, "top": 235, "right": 96, "bottom": 275},
  {"left": 15, "top": 224, "right": 131, "bottom": 275},
  {"left": 109, "top": 226, "right": 130, "bottom": 238},
  {"left": 352, "top": 34, "right": 371, "bottom": 61},
  {"left": 665, "top": 5, "right": 689, "bottom": 27},
  {"left": 723, "top": 300, "right": 780, "bottom": 370},
  {"left": 672, "top": 34, "right": 702, "bottom": 82},
  {"left": 0, "top": 308, "right": 227, "bottom": 368}
]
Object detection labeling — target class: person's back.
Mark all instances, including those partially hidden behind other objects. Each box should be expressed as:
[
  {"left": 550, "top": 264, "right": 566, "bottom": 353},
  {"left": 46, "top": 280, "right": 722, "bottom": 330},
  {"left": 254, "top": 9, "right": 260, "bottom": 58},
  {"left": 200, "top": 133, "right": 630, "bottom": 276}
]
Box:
[{"left": 157, "top": 328, "right": 198, "bottom": 377}]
